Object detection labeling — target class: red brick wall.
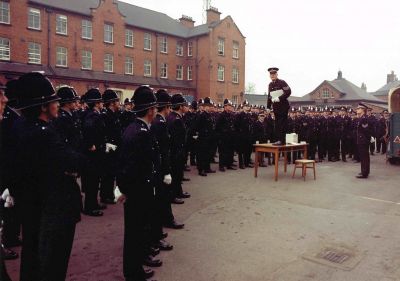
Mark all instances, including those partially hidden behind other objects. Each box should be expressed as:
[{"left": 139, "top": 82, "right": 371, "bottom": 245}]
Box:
[{"left": 0, "top": 0, "right": 245, "bottom": 102}]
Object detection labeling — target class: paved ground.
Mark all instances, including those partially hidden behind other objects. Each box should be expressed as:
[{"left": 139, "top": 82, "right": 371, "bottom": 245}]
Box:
[{"left": 6, "top": 154, "right": 400, "bottom": 281}]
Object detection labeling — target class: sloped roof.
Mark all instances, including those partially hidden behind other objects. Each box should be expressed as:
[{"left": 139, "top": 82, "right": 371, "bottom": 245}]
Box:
[
  {"left": 29, "top": 0, "right": 214, "bottom": 38},
  {"left": 289, "top": 76, "right": 386, "bottom": 104},
  {"left": 373, "top": 80, "right": 400, "bottom": 96},
  {"left": 244, "top": 94, "right": 268, "bottom": 106}
]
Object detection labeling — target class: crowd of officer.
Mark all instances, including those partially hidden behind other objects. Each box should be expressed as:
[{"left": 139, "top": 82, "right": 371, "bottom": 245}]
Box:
[{"left": 0, "top": 71, "right": 390, "bottom": 281}]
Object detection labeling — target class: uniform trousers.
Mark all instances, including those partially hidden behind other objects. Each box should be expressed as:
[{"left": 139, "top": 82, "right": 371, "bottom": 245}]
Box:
[{"left": 358, "top": 144, "right": 370, "bottom": 177}]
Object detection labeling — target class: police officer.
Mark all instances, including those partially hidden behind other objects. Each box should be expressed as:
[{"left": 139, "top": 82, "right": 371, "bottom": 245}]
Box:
[
  {"left": 11, "top": 72, "right": 83, "bottom": 281},
  {"left": 100, "top": 89, "right": 122, "bottom": 204},
  {"left": 117, "top": 86, "right": 161, "bottom": 281},
  {"left": 234, "top": 100, "right": 253, "bottom": 169},
  {"left": 196, "top": 97, "right": 217, "bottom": 175},
  {"left": 120, "top": 98, "right": 136, "bottom": 131},
  {"left": 0, "top": 81, "right": 12, "bottom": 281},
  {"left": 167, "top": 94, "right": 191, "bottom": 203},
  {"left": 81, "top": 89, "right": 107, "bottom": 216},
  {"left": 216, "top": 99, "right": 236, "bottom": 171},
  {"left": 355, "top": 103, "right": 373, "bottom": 178},
  {"left": 151, "top": 89, "right": 184, "bottom": 232},
  {"left": 266, "top": 67, "right": 292, "bottom": 145}
]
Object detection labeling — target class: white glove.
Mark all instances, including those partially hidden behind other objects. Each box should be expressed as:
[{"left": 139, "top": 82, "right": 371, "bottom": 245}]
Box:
[
  {"left": 4, "top": 195, "right": 14, "bottom": 208},
  {"left": 106, "top": 143, "right": 117, "bottom": 153},
  {"left": 163, "top": 174, "right": 172, "bottom": 185},
  {"left": 193, "top": 135, "right": 199, "bottom": 140},
  {"left": 1, "top": 188, "right": 10, "bottom": 201},
  {"left": 114, "top": 186, "right": 123, "bottom": 202},
  {"left": 272, "top": 97, "right": 280, "bottom": 103},
  {"left": 370, "top": 137, "right": 376, "bottom": 144}
]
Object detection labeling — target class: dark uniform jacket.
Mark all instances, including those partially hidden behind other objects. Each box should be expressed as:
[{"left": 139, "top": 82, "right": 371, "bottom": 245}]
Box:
[
  {"left": 104, "top": 108, "right": 122, "bottom": 146},
  {"left": 167, "top": 111, "right": 187, "bottom": 156},
  {"left": 51, "top": 108, "right": 82, "bottom": 151},
  {"left": 267, "top": 79, "right": 291, "bottom": 116},
  {"left": 151, "top": 114, "right": 171, "bottom": 178},
  {"left": 12, "top": 118, "right": 82, "bottom": 225},
  {"left": 118, "top": 118, "right": 160, "bottom": 202},
  {"left": 356, "top": 115, "right": 373, "bottom": 145},
  {"left": 82, "top": 109, "right": 107, "bottom": 153},
  {"left": 215, "top": 110, "right": 235, "bottom": 143}
]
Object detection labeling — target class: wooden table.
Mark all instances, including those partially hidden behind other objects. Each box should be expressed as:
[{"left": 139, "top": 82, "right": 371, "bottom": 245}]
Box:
[{"left": 254, "top": 143, "right": 309, "bottom": 181}]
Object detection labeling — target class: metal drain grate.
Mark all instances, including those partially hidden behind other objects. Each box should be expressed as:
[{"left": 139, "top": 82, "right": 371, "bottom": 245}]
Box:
[{"left": 319, "top": 250, "right": 350, "bottom": 264}]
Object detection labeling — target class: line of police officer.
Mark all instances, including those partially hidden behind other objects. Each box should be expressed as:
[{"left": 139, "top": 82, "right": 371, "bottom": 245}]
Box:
[{"left": 0, "top": 71, "right": 389, "bottom": 280}]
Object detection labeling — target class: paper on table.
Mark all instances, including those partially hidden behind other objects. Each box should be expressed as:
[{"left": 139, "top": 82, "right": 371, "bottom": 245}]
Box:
[{"left": 270, "top": 89, "right": 284, "bottom": 99}]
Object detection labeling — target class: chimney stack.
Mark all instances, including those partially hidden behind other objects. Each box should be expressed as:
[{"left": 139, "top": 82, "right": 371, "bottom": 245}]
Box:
[
  {"left": 337, "top": 70, "right": 343, "bottom": 79},
  {"left": 179, "top": 15, "right": 195, "bottom": 28},
  {"left": 207, "top": 6, "right": 221, "bottom": 24},
  {"left": 361, "top": 82, "right": 367, "bottom": 91},
  {"left": 387, "top": 70, "right": 398, "bottom": 84}
]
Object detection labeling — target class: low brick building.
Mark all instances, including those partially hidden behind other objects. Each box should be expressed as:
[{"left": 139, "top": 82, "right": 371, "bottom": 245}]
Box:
[{"left": 0, "top": 0, "right": 245, "bottom": 102}]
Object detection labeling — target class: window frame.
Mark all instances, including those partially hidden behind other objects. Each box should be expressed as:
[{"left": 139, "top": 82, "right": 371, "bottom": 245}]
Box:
[
  {"left": 233, "top": 41, "right": 239, "bottom": 59},
  {"left": 176, "top": 65, "right": 183, "bottom": 80},
  {"left": 217, "top": 64, "right": 225, "bottom": 82},
  {"left": 125, "top": 56, "right": 134, "bottom": 75},
  {"left": 160, "top": 36, "right": 168, "bottom": 54},
  {"left": 81, "top": 50, "right": 92, "bottom": 70},
  {"left": 125, "top": 29, "right": 134, "bottom": 48},
  {"left": 144, "top": 33, "right": 152, "bottom": 51},
  {"left": 144, "top": 60, "right": 152, "bottom": 77},
  {"left": 104, "top": 53, "right": 114, "bottom": 73},
  {"left": 56, "top": 14, "right": 68, "bottom": 35},
  {"left": 232, "top": 67, "right": 239, "bottom": 84},
  {"left": 56, "top": 46, "right": 68, "bottom": 67},
  {"left": 0, "top": 37, "right": 10, "bottom": 61},
  {"left": 0, "top": 1, "right": 10, "bottom": 24},
  {"left": 187, "top": 41, "right": 193, "bottom": 57},
  {"left": 187, "top": 65, "right": 193, "bottom": 81},
  {"left": 28, "top": 42, "right": 41, "bottom": 64},
  {"left": 176, "top": 41, "right": 184, "bottom": 56},
  {"left": 218, "top": 37, "right": 225, "bottom": 56},
  {"left": 104, "top": 23, "right": 114, "bottom": 44},
  {"left": 160, "top": 63, "right": 168, "bottom": 79},
  {"left": 28, "top": 7, "right": 41, "bottom": 30},
  {"left": 81, "top": 19, "right": 92, "bottom": 40}
]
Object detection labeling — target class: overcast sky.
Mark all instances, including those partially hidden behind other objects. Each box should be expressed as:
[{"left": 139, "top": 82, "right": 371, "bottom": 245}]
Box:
[{"left": 125, "top": 0, "right": 400, "bottom": 97}]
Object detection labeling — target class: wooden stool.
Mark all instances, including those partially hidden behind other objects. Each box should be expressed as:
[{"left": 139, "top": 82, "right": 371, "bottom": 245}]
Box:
[{"left": 292, "top": 159, "right": 316, "bottom": 181}]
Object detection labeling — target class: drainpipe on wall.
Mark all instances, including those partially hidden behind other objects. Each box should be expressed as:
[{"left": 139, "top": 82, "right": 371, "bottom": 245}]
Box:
[
  {"left": 46, "top": 8, "right": 52, "bottom": 72},
  {"left": 155, "top": 33, "right": 159, "bottom": 83},
  {"left": 195, "top": 37, "right": 199, "bottom": 100}
]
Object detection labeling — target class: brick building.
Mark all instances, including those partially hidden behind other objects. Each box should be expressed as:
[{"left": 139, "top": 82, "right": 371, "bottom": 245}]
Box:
[
  {"left": 372, "top": 71, "right": 400, "bottom": 102},
  {"left": 0, "top": 0, "right": 245, "bottom": 102}
]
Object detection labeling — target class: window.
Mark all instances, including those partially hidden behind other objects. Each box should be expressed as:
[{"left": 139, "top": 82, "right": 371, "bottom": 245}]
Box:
[
  {"left": 81, "top": 20, "right": 92, "bottom": 39},
  {"left": 56, "top": 14, "right": 67, "bottom": 35},
  {"left": 160, "top": 36, "right": 168, "bottom": 53},
  {"left": 144, "top": 33, "right": 151, "bottom": 50},
  {"left": 144, "top": 60, "right": 152, "bottom": 76},
  {"left": 232, "top": 95, "right": 238, "bottom": 104},
  {"left": 322, "top": 89, "right": 330, "bottom": 99},
  {"left": 187, "top": 41, "right": 193, "bottom": 57},
  {"left": 160, "top": 63, "right": 168, "bottom": 78},
  {"left": 56, "top": 46, "right": 67, "bottom": 67},
  {"left": 233, "top": 41, "right": 239, "bottom": 59},
  {"left": 176, "top": 41, "right": 183, "bottom": 56},
  {"left": 232, "top": 67, "right": 239, "bottom": 84},
  {"left": 104, "top": 53, "right": 113, "bottom": 72},
  {"left": 218, "top": 38, "right": 225, "bottom": 56},
  {"left": 0, "top": 37, "right": 10, "bottom": 60},
  {"left": 125, "top": 29, "right": 134, "bottom": 47},
  {"left": 217, "top": 65, "right": 225, "bottom": 81},
  {"left": 217, "top": 93, "right": 224, "bottom": 103},
  {"left": 125, "top": 57, "right": 133, "bottom": 75},
  {"left": 104, "top": 24, "right": 113, "bottom": 43},
  {"left": 176, "top": 65, "right": 183, "bottom": 80},
  {"left": 28, "top": 42, "right": 41, "bottom": 64},
  {"left": 0, "top": 1, "right": 10, "bottom": 24},
  {"left": 187, "top": 66, "right": 193, "bottom": 81},
  {"left": 81, "top": 50, "right": 92, "bottom": 70},
  {"left": 28, "top": 8, "right": 40, "bottom": 30}
]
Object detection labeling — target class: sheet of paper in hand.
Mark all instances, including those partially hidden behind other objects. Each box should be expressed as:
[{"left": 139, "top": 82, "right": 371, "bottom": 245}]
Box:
[{"left": 270, "top": 89, "right": 284, "bottom": 99}]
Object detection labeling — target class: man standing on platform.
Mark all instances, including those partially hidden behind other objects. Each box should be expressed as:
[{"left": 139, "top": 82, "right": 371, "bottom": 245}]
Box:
[
  {"left": 355, "top": 103, "right": 373, "bottom": 179},
  {"left": 267, "top": 67, "right": 292, "bottom": 145}
]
